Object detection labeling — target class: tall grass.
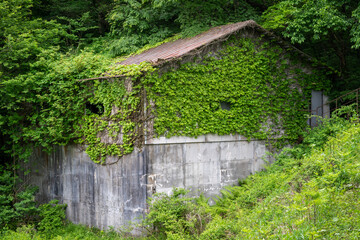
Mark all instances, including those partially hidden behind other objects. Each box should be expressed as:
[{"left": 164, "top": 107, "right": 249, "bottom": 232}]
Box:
[
  {"left": 201, "top": 113, "right": 360, "bottom": 239},
  {"left": 142, "top": 111, "right": 360, "bottom": 239},
  {"left": 2, "top": 110, "right": 359, "bottom": 239}
]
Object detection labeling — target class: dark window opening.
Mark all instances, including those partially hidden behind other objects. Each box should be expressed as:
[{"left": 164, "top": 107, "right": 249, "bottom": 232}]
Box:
[
  {"left": 85, "top": 102, "right": 104, "bottom": 115},
  {"left": 220, "top": 101, "right": 231, "bottom": 111}
]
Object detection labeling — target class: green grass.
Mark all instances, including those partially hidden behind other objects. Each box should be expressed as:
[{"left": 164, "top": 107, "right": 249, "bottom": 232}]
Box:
[
  {"left": 140, "top": 111, "right": 360, "bottom": 239},
  {"left": 2, "top": 112, "right": 359, "bottom": 239},
  {"left": 200, "top": 115, "right": 360, "bottom": 239},
  {"left": 0, "top": 223, "right": 144, "bottom": 240}
]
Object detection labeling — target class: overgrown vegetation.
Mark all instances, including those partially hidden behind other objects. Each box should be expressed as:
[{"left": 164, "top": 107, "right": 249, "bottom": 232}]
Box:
[
  {"left": 0, "top": 164, "right": 133, "bottom": 239},
  {"left": 144, "top": 37, "right": 329, "bottom": 148},
  {"left": 1, "top": 27, "right": 330, "bottom": 163},
  {"left": 1, "top": 0, "right": 360, "bottom": 237},
  {"left": 1, "top": 110, "right": 359, "bottom": 239},
  {"left": 1, "top": 0, "right": 358, "bottom": 162},
  {"left": 0, "top": 164, "right": 67, "bottom": 237},
  {"left": 141, "top": 110, "right": 360, "bottom": 239}
]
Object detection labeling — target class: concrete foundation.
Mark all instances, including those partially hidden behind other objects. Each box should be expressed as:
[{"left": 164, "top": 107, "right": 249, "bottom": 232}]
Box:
[{"left": 26, "top": 134, "right": 270, "bottom": 232}]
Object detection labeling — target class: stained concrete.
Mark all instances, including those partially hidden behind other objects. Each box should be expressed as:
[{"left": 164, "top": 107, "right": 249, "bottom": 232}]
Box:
[
  {"left": 26, "top": 135, "right": 270, "bottom": 232},
  {"left": 146, "top": 138, "right": 269, "bottom": 204},
  {"left": 27, "top": 146, "right": 147, "bottom": 233}
]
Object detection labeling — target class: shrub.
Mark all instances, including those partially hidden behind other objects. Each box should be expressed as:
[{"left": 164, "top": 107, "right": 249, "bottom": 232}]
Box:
[
  {"left": 198, "top": 109, "right": 360, "bottom": 239},
  {"left": 0, "top": 165, "right": 38, "bottom": 230},
  {"left": 0, "top": 225, "right": 41, "bottom": 240},
  {"left": 38, "top": 199, "right": 67, "bottom": 237},
  {"left": 142, "top": 188, "right": 211, "bottom": 239}
]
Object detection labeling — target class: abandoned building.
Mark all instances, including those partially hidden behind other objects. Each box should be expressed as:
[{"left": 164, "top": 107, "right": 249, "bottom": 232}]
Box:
[{"left": 26, "top": 20, "right": 330, "bottom": 232}]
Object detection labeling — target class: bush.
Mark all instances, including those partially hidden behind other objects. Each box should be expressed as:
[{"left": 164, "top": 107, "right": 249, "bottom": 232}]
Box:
[
  {"left": 0, "top": 225, "right": 41, "bottom": 240},
  {"left": 197, "top": 110, "right": 360, "bottom": 239},
  {"left": 38, "top": 200, "right": 67, "bottom": 237},
  {"left": 0, "top": 165, "right": 38, "bottom": 230},
  {"left": 142, "top": 188, "right": 211, "bottom": 239},
  {"left": 0, "top": 164, "right": 68, "bottom": 238}
]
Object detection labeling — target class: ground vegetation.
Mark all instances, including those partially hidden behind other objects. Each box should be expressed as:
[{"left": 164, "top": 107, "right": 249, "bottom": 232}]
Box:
[{"left": 1, "top": 0, "right": 360, "bottom": 237}]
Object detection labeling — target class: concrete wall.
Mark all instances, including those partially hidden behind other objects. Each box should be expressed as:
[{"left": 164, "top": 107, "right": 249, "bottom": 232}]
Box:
[
  {"left": 26, "top": 134, "right": 270, "bottom": 232},
  {"left": 27, "top": 146, "right": 147, "bottom": 233},
  {"left": 145, "top": 134, "right": 269, "bottom": 204}
]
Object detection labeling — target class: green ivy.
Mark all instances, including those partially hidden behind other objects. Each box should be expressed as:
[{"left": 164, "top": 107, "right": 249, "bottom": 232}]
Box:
[
  {"left": 57, "top": 37, "right": 330, "bottom": 162},
  {"left": 75, "top": 62, "right": 154, "bottom": 163},
  {"left": 1, "top": 34, "right": 330, "bottom": 164},
  {"left": 143, "top": 37, "right": 329, "bottom": 148}
]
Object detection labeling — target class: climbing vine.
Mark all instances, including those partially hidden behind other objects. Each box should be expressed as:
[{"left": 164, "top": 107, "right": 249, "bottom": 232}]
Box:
[
  {"left": 143, "top": 37, "right": 330, "bottom": 149},
  {"left": 0, "top": 34, "right": 330, "bottom": 164},
  {"left": 55, "top": 37, "right": 330, "bottom": 163},
  {"left": 75, "top": 62, "right": 154, "bottom": 163}
]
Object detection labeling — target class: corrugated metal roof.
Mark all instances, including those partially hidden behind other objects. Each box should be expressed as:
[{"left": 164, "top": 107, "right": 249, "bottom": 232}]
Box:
[{"left": 119, "top": 20, "right": 260, "bottom": 66}]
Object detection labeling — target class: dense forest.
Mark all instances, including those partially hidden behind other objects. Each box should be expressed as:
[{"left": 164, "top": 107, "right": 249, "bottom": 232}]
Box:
[
  {"left": 1, "top": 0, "right": 360, "bottom": 162},
  {"left": 1, "top": 0, "right": 360, "bottom": 238}
]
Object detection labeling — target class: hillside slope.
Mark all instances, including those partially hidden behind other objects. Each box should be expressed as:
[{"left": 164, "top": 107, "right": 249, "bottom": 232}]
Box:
[
  {"left": 203, "top": 115, "right": 360, "bottom": 239},
  {"left": 144, "top": 112, "right": 360, "bottom": 239},
  {"left": 1, "top": 113, "right": 359, "bottom": 239}
]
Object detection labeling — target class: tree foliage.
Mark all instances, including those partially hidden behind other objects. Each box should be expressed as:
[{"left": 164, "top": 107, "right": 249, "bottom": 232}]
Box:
[
  {"left": 107, "top": 0, "right": 260, "bottom": 56},
  {"left": 0, "top": 165, "right": 38, "bottom": 229},
  {"left": 262, "top": 0, "right": 357, "bottom": 45},
  {"left": 261, "top": 0, "right": 360, "bottom": 92},
  {"left": 1, "top": 0, "right": 360, "bottom": 236}
]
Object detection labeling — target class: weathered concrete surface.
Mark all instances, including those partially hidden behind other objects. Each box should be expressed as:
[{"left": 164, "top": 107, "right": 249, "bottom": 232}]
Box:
[
  {"left": 26, "top": 135, "right": 270, "bottom": 231},
  {"left": 146, "top": 137, "right": 269, "bottom": 204},
  {"left": 27, "top": 146, "right": 147, "bottom": 233}
]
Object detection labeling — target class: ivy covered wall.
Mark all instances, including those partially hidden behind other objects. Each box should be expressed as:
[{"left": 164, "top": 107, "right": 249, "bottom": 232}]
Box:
[{"left": 77, "top": 34, "right": 330, "bottom": 163}]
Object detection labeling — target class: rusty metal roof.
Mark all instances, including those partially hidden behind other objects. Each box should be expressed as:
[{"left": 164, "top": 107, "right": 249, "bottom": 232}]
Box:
[{"left": 119, "top": 20, "right": 261, "bottom": 66}]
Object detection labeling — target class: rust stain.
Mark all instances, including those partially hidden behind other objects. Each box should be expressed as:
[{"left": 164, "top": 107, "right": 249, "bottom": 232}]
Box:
[{"left": 119, "top": 20, "right": 260, "bottom": 66}]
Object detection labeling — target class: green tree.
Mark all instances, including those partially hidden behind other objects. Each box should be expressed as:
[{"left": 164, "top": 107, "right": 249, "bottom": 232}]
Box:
[
  {"left": 0, "top": 165, "right": 38, "bottom": 229},
  {"left": 0, "top": 0, "right": 76, "bottom": 78},
  {"left": 261, "top": 0, "right": 360, "bottom": 92},
  {"left": 107, "top": 0, "right": 260, "bottom": 56},
  {"left": 32, "top": 0, "right": 113, "bottom": 36}
]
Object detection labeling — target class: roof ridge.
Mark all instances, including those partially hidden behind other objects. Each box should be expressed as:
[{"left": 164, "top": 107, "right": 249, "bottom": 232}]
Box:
[{"left": 119, "top": 20, "right": 260, "bottom": 66}]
